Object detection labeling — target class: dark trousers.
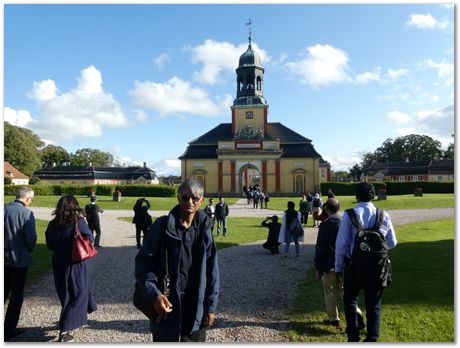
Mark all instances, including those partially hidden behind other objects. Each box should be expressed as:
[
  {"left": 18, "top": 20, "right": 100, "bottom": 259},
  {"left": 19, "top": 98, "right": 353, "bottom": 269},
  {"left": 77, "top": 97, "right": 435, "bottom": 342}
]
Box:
[
  {"left": 300, "top": 212, "right": 309, "bottom": 225},
  {"left": 89, "top": 224, "right": 101, "bottom": 247},
  {"left": 263, "top": 241, "right": 280, "bottom": 254},
  {"left": 136, "top": 225, "right": 148, "bottom": 247},
  {"left": 4, "top": 266, "right": 28, "bottom": 337},
  {"left": 343, "top": 264, "right": 383, "bottom": 342}
]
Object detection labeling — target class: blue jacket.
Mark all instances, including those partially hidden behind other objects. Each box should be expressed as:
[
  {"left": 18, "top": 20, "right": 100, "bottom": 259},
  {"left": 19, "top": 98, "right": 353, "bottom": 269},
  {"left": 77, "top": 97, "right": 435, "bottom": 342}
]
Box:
[
  {"left": 135, "top": 205, "right": 219, "bottom": 341},
  {"left": 4, "top": 200, "right": 37, "bottom": 267}
]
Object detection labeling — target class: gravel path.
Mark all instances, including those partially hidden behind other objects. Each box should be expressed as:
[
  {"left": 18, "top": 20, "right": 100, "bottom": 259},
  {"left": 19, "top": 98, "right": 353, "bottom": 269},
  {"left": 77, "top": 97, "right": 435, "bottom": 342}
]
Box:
[{"left": 9, "top": 201, "right": 454, "bottom": 342}]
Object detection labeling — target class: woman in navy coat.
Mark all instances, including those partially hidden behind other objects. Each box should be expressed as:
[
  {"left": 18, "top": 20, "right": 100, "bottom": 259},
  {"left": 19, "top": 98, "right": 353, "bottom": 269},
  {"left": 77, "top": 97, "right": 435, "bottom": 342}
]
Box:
[{"left": 45, "top": 195, "right": 97, "bottom": 342}]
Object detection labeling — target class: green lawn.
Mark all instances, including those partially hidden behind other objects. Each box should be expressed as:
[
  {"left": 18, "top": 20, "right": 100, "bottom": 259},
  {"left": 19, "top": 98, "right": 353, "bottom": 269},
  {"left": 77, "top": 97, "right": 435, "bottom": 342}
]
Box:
[
  {"left": 267, "top": 193, "right": 454, "bottom": 211},
  {"left": 287, "top": 218, "right": 454, "bottom": 342},
  {"left": 4, "top": 195, "right": 239, "bottom": 211},
  {"left": 28, "top": 219, "right": 53, "bottom": 283}
]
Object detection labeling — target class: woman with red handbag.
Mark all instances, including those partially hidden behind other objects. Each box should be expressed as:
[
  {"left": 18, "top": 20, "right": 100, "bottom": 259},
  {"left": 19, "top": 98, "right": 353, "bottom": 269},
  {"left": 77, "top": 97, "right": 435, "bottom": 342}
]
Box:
[{"left": 45, "top": 195, "right": 97, "bottom": 342}]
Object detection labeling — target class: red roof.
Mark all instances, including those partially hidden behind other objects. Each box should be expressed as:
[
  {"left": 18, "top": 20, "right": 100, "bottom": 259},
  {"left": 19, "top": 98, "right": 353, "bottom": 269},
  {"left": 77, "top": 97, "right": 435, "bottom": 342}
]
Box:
[{"left": 4, "top": 162, "right": 29, "bottom": 179}]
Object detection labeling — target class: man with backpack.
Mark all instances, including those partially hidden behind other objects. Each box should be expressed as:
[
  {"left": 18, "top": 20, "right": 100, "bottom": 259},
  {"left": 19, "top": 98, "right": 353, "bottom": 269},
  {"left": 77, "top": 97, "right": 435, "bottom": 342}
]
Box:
[{"left": 335, "top": 182, "right": 397, "bottom": 342}]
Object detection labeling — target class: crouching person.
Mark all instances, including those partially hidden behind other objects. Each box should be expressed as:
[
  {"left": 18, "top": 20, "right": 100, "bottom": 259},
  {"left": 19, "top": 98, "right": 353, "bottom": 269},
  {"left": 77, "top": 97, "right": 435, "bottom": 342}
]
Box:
[{"left": 135, "top": 179, "right": 219, "bottom": 342}]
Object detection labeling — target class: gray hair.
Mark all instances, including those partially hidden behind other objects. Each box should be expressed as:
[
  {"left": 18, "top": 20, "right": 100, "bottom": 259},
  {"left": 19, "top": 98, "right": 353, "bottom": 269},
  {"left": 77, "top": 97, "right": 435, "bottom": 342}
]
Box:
[
  {"left": 177, "top": 179, "right": 204, "bottom": 198},
  {"left": 16, "top": 187, "right": 34, "bottom": 200}
]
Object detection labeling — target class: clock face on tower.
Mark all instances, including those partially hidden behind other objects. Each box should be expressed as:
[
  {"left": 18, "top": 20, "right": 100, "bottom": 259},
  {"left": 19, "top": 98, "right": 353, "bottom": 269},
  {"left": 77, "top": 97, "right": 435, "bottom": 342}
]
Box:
[{"left": 246, "top": 111, "right": 253, "bottom": 119}]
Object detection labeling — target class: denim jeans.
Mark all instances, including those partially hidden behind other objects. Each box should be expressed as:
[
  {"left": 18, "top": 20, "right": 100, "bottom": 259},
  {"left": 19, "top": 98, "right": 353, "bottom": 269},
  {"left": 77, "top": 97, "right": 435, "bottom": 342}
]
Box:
[
  {"left": 216, "top": 217, "right": 227, "bottom": 236},
  {"left": 284, "top": 232, "right": 300, "bottom": 256}
]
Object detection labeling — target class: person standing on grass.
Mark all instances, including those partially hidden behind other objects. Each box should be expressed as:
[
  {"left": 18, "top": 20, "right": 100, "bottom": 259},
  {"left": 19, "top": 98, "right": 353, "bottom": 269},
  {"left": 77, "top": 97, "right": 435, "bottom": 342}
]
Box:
[
  {"left": 85, "top": 195, "right": 104, "bottom": 248},
  {"left": 135, "top": 179, "right": 219, "bottom": 342},
  {"left": 335, "top": 182, "right": 397, "bottom": 342},
  {"left": 46, "top": 195, "right": 97, "bottom": 342},
  {"left": 204, "top": 198, "right": 216, "bottom": 234},
  {"left": 4, "top": 187, "right": 37, "bottom": 341},
  {"left": 215, "top": 197, "right": 229, "bottom": 237}
]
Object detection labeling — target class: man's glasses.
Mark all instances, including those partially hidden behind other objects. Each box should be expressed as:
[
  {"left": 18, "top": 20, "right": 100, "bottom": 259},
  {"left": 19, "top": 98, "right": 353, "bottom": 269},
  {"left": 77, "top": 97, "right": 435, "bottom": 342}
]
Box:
[{"left": 180, "top": 195, "right": 201, "bottom": 203}]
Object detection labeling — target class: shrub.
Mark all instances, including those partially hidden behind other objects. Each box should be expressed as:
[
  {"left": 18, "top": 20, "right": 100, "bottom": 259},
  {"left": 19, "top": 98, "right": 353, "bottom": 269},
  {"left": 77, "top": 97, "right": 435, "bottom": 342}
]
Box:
[
  {"left": 4, "top": 177, "right": 12, "bottom": 185},
  {"left": 29, "top": 176, "right": 41, "bottom": 185},
  {"left": 114, "top": 184, "right": 176, "bottom": 197}
]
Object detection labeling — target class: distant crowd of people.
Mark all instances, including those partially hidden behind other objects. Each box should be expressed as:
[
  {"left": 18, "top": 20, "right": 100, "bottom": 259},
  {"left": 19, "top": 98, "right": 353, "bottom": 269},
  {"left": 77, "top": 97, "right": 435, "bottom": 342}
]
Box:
[{"left": 5, "top": 182, "right": 397, "bottom": 343}]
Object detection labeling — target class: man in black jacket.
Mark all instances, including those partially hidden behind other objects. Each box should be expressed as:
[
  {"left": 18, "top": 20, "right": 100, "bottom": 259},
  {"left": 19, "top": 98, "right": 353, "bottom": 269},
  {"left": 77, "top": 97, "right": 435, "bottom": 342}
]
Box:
[
  {"left": 315, "top": 197, "right": 364, "bottom": 331},
  {"left": 314, "top": 197, "right": 344, "bottom": 328},
  {"left": 85, "top": 196, "right": 104, "bottom": 248},
  {"left": 214, "top": 197, "right": 229, "bottom": 237}
]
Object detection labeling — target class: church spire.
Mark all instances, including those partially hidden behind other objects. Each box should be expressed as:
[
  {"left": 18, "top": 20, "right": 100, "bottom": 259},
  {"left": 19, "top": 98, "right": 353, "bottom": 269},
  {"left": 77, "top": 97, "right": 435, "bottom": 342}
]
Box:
[{"left": 246, "top": 18, "right": 252, "bottom": 47}]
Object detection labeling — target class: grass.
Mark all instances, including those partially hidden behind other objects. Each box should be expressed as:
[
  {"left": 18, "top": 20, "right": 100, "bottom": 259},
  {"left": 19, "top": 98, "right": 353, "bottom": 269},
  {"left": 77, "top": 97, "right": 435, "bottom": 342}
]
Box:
[
  {"left": 4, "top": 195, "right": 239, "bottom": 211},
  {"left": 266, "top": 193, "right": 454, "bottom": 211},
  {"left": 287, "top": 218, "right": 454, "bottom": 342},
  {"left": 28, "top": 219, "right": 53, "bottom": 283},
  {"left": 117, "top": 216, "right": 268, "bottom": 250}
]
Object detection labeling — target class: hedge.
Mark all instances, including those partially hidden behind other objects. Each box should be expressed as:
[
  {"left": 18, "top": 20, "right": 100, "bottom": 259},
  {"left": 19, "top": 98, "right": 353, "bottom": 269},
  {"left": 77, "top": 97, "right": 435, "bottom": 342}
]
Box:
[
  {"left": 320, "top": 181, "right": 453, "bottom": 195},
  {"left": 4, "top": 184, "right": 177, "bottom": 197}
]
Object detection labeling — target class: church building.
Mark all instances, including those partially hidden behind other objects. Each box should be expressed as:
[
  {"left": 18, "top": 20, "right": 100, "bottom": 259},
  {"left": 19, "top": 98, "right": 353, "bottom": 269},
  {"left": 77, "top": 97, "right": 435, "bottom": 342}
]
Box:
[{"left": 179, "top": 34, "right": 324, "bottom": 196}]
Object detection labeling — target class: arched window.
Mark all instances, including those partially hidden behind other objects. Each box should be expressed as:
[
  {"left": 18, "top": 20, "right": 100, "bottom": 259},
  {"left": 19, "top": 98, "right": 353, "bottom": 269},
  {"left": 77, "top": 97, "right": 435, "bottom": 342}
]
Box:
[
  {"left": 246, "top": 76, "right": 254, "bottom": 90},
  {"left": 238, "top": 79, "right": 244, "bottom": 92},
  {"left": 256, "top": 76, "right": 262, "bottom": 90}
]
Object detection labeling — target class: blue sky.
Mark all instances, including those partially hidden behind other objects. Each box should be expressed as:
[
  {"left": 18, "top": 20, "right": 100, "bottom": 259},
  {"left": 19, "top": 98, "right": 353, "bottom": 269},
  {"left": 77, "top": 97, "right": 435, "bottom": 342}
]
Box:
[{"left": 4, "top": 3, "right": 454, "bottom": 176}]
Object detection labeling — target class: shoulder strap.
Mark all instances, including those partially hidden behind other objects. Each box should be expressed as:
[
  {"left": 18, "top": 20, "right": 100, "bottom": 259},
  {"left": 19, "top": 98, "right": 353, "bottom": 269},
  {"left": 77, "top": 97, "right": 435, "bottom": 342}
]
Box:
[
  {"left": 345, "top": 208, "right": 363, "bottom": 232},
  {"left": 372, "top": 209, "right": 384, "bottom": 231}
]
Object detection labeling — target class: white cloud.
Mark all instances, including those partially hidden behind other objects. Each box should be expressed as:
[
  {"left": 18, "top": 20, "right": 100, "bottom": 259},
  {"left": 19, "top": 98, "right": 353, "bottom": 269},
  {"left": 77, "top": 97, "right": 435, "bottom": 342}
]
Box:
[
  {"left": 26, "top": 66, "right": 128, "bottom": 143},
  {"left": 406, "top": 13, "right": 448, "bottom": 29},
  {"left": 185, "top": 39, "right": 269, "bottom": 85},
  {"left": 285, "top": 44, "right": 352, "bottom": 88},
  {"left": 323, "top": 150, "right": 367, "bottom": 172},
  {"left": 26, "top": 79, "right": 57, "bottom": 101},
  {"left": 386, "top": 69, "right": 408, "bottom": 80},
  {"left": 154, "top": 53, "right": 171, "bottom": 70},
  {"left": 151, "top": 157, "right": 181, "bottom": 176},
  {"left": 389, "top": 105, "right": 454, "bottom": 147},
  {"left": 387, "top": 110, "right": 412, "bottom": 124},
  {"left": 130, "top": 76, "right": 232, "bottom": 117},
  {"left": 4, "top": 107, "right": 36, "bottom": 128},
  {"left": 355, "top": 69, "right": 381, "bottom": 84}
]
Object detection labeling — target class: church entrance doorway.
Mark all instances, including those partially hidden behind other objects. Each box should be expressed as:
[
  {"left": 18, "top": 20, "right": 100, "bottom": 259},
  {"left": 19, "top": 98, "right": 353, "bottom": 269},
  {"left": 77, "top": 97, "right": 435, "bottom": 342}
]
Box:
[{"left": 239, "top": 164, "right": 261, "bottom": 196}]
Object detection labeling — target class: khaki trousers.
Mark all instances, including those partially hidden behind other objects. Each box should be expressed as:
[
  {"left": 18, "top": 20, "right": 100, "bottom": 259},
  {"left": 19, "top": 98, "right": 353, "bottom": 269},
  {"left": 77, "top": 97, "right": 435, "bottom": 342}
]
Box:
[{"left": 321, "top": 271, "right": 343, "bottom": 321}]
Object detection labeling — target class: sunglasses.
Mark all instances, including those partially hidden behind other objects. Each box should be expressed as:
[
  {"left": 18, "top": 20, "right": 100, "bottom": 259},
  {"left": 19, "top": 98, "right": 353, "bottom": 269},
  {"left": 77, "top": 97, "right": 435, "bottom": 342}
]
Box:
[{"left": 180, "top": 195, "right": 201, "bottom": 203}]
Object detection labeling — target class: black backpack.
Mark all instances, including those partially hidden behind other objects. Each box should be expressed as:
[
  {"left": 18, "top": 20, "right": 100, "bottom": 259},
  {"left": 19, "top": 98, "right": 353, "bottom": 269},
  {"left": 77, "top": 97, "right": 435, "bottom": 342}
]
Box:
[{"left": 346, "top": 208, "right": 392, "bottom": 290}]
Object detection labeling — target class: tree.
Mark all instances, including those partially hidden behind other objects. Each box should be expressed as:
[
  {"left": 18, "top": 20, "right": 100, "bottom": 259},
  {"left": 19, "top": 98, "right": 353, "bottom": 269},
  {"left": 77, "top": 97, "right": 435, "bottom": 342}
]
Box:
[
  {"left": 361, "top": 152, "right": 376, "bottom": 169},
  {"left": 349, "top": 163, "right": 362, "bottom": 181},
  {"left": 374, "top": 138, "right": 395, "bottom": 162},
  {"left": 332, "top": 171, "right": 350, "bottom": 182},
  {"left": 40, "top": 145, "right": 71, "bottom": 167},
  {"left": 4, "top": 122, "right": 43, "bottom": 176},
  {"left": 391, "top": 134, "right": 442, "bottom": 161},
  {"left": 70, "top": 148, "right": 114, "bottom": 167},
  {"left": 443, "top": 134, "right": 454, "bottom": 160}
]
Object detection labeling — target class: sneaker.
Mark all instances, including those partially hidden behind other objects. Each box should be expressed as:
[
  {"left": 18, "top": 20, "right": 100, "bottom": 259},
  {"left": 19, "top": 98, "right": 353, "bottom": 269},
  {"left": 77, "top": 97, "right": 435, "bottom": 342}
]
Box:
[{"left": 58, "top": 331, "right": 75, "bottom": 342}]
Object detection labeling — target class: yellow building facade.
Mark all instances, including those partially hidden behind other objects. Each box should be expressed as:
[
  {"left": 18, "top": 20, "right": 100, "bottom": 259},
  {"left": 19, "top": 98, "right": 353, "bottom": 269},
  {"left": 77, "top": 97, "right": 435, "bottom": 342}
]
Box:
[{"left": 180, "top": 39, "right": 323, "bottom": 196}]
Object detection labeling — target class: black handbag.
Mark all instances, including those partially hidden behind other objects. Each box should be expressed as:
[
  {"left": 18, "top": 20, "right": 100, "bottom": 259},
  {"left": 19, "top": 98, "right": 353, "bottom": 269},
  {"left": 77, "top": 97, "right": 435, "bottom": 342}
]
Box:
[{"left": 133, "top": 248, "right": 170, "bottom": 321}]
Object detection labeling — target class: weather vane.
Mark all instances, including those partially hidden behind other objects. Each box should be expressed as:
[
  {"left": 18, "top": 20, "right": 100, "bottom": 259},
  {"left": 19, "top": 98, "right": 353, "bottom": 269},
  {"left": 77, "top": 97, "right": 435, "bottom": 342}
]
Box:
[{"left": 246, "top": 18, "right": 252, "bottom": 44}]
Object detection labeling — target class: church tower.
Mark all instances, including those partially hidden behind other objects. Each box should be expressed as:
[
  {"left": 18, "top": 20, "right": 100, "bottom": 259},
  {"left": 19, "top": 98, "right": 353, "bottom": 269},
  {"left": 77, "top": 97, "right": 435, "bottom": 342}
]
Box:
[{"left": 231, "top": 22, "right": 268, "bottom": 138}]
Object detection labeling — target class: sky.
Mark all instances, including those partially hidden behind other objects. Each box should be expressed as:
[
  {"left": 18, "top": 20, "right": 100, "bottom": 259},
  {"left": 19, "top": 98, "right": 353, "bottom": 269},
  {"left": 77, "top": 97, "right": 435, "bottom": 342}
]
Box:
[{"left": 3, "top": 3, "right": 455, "bottom": 176}]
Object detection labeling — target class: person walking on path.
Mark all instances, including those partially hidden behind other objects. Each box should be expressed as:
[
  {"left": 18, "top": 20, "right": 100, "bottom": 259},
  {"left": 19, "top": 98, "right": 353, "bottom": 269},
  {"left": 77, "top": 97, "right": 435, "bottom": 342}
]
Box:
[
  {"left": 4, "top": 187, "right": 37, "bottom": 341},
  {"left": 314, "top": 197, "right": 344, "bottom": 329},
  {"left": 85, "top": 196, "right": 104, "bottom": 248},
  {"left": 46, "top": 195, "right": 97, "bottom": 342},
  {"left": 204, "top": 198, "right": 216, "bottom": 234},
  {"left": 261, "top": 215, "right": 281, "bottom": 254},
  {"left": 278, "top": 201, "right": 303, "bottom": 258},
  {"left": 215, "top": 197, "right": 229, "bottom": 237},
  {"left": 335, "top": 182, "right": 397, "bottom": 342},
  {"left": 299, "top": 195, "right": 312, "bottom": 227},
  {"left": 311, "top": 193, "right": 323, "bottom": 227},
  {"left": 132, "top": 198, "right": 152, "bottom": 249},
  {"left": 135, "top": 179, "right": 219, "bottom": 342},
  {"left": 263, "top": 191, "right": 270, "bottom": 209}
]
